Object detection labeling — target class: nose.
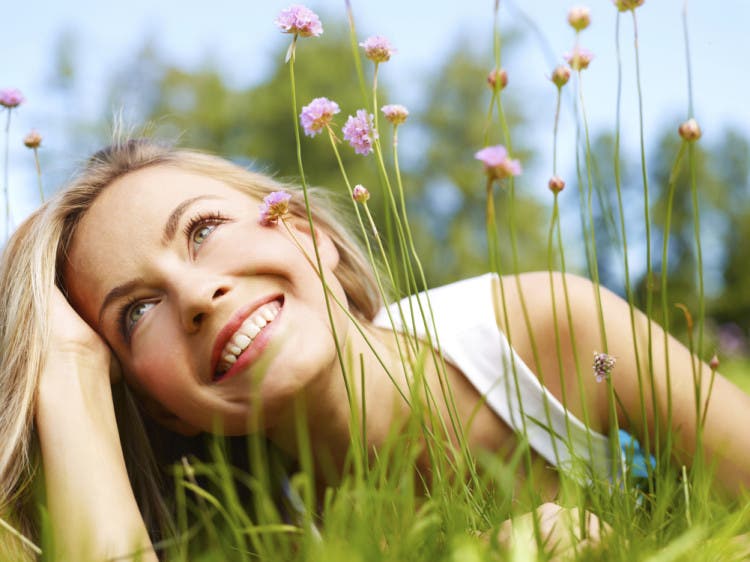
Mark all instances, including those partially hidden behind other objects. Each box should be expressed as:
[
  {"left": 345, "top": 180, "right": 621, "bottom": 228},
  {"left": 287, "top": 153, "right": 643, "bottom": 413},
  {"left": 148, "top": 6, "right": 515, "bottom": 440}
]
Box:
[{"left": 174, "top": 274, "right": 230, "bottom": 332}]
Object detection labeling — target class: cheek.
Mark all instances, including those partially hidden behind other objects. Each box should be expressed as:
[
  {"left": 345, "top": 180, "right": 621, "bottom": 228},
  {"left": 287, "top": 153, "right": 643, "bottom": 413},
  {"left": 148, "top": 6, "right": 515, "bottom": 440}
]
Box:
[{"left": 127, "top": 343, "right": 191, "bottom": 404}]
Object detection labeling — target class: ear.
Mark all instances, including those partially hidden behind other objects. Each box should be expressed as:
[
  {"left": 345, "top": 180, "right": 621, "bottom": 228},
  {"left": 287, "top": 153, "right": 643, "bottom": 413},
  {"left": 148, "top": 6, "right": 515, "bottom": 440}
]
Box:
[
  {"left": 140, "top": 395, "right": 202, "bottom": 436},
  {"left": 290, "top": 218, "right": 340, "bottom": 270}
]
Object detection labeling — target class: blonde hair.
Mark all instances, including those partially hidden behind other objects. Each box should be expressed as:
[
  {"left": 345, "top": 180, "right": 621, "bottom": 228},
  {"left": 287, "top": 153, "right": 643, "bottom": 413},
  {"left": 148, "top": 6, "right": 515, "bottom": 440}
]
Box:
[{"left": 0, "top": 138, "right": 381, "bottom": 556}]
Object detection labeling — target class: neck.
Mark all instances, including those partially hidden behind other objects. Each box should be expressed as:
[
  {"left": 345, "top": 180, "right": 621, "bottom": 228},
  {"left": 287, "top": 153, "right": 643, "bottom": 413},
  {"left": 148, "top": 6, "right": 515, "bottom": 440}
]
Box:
[{"left": 267, "top": 319, "right": 413, "bottom": 479}]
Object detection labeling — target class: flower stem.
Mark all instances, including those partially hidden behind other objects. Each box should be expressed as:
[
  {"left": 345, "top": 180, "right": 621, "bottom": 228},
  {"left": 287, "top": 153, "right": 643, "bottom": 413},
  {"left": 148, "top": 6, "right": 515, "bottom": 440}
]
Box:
[
  {"left": 33, "top": 148, "right": 44, "bottom": 203},
  {"left": 3, "top": 110, "right": 11, "bottom": 239},
  {"left": 683, "top": 0, "right": 705, "bottom": 432},
  {"left": 344, "top": 0, "right": 369, "bottom": 104},
  {"left": 0, "top": 515, "right": 41, "bottom": 556},
  {"left": 631, "top": 9, "right": 661, "bottom": 464},
  {"left": 613, "top": 9, "right": 652, "bottom": 487},
  {"left": 288, "top": 40, "right": 348, "bottom": 515}
]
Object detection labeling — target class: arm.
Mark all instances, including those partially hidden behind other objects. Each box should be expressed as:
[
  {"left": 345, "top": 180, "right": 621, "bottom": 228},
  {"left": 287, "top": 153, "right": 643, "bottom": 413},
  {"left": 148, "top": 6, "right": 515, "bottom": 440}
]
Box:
[
  {"left": 36, "top": 289, "right": 157, "bottom": 561},
  {"left": 503, "top": 272, "right": 750, "bottom": 493}
]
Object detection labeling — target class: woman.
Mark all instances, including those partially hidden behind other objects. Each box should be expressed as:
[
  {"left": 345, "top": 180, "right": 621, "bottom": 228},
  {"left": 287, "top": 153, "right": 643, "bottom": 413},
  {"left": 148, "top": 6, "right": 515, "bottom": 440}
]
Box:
[{"left": 1, "top": 139, "right": 748, "bottom": 560}]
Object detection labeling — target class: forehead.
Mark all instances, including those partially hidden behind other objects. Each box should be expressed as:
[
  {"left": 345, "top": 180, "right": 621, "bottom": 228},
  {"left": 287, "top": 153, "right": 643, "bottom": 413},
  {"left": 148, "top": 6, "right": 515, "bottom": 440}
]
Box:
[{"left": 64, "top": 165, "right": 250, "bottom": 322}]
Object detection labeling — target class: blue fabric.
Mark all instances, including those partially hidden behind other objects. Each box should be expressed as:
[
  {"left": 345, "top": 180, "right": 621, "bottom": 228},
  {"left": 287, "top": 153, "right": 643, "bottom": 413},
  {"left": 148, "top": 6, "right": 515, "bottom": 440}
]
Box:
[{"left": 618, "top": 429, "right": 655, "bottom": 479}]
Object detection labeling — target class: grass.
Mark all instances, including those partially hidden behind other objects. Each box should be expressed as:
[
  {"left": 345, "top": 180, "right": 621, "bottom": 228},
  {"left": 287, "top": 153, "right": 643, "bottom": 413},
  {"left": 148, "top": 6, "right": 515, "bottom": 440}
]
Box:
[{"left": 5, "top": 1, "right": 750, "bottom": 560}]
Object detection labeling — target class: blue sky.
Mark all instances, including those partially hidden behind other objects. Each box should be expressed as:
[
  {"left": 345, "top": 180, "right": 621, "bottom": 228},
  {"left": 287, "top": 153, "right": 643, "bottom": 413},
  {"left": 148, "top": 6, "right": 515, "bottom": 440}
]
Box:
[{"left": 2, "top": 0, "right": 749, "bottom": 226}]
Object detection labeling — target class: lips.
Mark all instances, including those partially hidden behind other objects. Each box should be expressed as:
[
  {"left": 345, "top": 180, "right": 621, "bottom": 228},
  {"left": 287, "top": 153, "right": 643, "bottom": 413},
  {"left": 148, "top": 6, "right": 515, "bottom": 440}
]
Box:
[{"left": 210, "top": 295, "right": 284, "bottom": 382}]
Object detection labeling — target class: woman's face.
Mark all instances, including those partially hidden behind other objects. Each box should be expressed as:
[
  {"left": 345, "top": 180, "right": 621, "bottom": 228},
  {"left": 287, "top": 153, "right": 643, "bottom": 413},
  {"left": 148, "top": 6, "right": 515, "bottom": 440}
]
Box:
[{"left": 65, "top": 164, "right": 346, "bottom": 435}]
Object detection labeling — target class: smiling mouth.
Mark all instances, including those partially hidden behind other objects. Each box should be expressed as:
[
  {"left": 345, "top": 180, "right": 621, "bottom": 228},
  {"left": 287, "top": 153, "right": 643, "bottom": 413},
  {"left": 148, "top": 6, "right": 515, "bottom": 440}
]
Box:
[{"left": 213, "top": 297, "right": 284, "bottom": 381}]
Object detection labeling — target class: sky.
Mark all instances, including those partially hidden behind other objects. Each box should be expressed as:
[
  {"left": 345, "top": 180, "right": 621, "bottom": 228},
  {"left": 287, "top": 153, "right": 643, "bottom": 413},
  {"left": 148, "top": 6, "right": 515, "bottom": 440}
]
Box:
[{"left": 2, "top": 0, "right": 749, "bottom": 227}]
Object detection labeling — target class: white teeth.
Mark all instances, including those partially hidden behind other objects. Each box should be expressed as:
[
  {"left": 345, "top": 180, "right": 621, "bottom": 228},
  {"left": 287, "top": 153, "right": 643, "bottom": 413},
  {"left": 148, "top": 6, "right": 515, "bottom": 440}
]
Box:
[
  {"left": 215, "top": 299, "right": 282, "bottom": 377},
  {"left": 261, "top": 308, "right": 276, "bottom": 322},
  {"left": 233, "top": 334, "right": 251, "bottom": 348}
]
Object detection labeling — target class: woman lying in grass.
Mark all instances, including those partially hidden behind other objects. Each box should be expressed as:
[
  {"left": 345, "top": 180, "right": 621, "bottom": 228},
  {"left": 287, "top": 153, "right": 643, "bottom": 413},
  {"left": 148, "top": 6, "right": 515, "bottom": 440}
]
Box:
[{"left": 0, "top": 139, "right": 748, "bottom": 560}]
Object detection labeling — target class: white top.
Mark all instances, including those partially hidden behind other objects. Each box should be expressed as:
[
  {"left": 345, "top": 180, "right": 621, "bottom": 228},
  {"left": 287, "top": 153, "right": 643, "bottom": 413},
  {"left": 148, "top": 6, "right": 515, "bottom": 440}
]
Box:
[{"left": 373, "top": 273, "right": 614, "bottom": 481}]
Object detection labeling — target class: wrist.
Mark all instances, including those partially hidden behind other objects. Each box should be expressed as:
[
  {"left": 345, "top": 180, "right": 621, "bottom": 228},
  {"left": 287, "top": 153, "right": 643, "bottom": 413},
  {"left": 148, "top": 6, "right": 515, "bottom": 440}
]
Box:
[{"left": 36, "top": 354, "right": 115, "bottom": 422}]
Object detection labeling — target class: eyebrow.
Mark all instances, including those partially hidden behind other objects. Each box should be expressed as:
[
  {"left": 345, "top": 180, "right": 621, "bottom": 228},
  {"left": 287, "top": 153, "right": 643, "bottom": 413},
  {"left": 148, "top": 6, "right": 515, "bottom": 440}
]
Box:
[
  {"left": 97, "top": 194, "right": 222, "bottom": 326},
  {"left": 161, "top": 195, "right": 220, "bottom": 245}
]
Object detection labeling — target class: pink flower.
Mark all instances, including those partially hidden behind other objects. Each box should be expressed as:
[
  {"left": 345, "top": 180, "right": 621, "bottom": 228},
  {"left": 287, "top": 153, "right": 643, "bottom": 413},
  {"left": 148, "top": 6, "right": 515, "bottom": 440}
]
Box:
[
  {"left": 564, "top": 46, "right": 594, "bottom": 71},
  {"left": 567, "top": 6, "right": 591, "bottom": 32},
  {"left": 352, "top": 184, "right": 370, "bottom": 203},
  {"left": 342, "top": 110, "right": 378, "bottom": 155},
  {"left": 359, "top": 35, "right": 396, "bottom": 63},
  {"left": 474, "top": 145, "right": 522, "bottom": 180},
  {"left": 259, "top": 191, "right": 292, "bottom": 225},
  {"left": 274, "top": 5, "right": 323, "bottom": 37},
  {"left": 381, "top": 104, "right": 409, "bottom": 126},
  {"left": 0, "top": 88, "right": 24, "bottom": 109},
  {"left": 300, "top": 97, "right": 340, "bottom": 137}
]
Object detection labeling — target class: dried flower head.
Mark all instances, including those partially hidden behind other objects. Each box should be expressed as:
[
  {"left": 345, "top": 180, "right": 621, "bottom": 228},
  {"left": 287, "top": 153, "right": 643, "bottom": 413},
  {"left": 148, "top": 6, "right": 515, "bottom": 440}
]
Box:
[
  {"left": 300, "top": 97, "right": 340, "bottom": 137},
  {"left": 678, "top": 118, "right": 702, "bottom": 142},
  {"left": 548, "top": 176, "right": 565, "bottom": 193},
  {"left": 568, "top": 6, "right": 591, "bottom": 32},
  {"left": 259, "top": 191, "right": 292, "bottom": 226},
  {"left": 0, "top": 88, "right": 24, "bottom": 109},
  {"left": 550, "top": 65, "right": 572, "bottom": 88},
  {"left": 381, "top": 104, "right": 409, "bottom": 126},
  {"left": 352, "top": 184, "right": 370, "bottom": 203},
  {"left": 613, "top": 0, "right": 644, "bottom": 12},
  {"left": 475, "top": 145, "right": 522, "bottom": 181},
  {"left": 275, "top": 5, "right": 323, "bottom": 37},
  {"left": 359, "top": 35, "right": 396, "bottom": 63},
  {"left": 564, "top": 46, "right": 594, "bottom": 71},
  {"left": 342, "top": 109, "right": 378, "bottom": 155},
  {"left": 487, "top": 68, "right": 509, "bottom": 91},
  {"left": 593, "top": 352, "right": 616, "bottom": 382},
  {"left": 23, "top": 129, "right": 42, "bottom": 149}
]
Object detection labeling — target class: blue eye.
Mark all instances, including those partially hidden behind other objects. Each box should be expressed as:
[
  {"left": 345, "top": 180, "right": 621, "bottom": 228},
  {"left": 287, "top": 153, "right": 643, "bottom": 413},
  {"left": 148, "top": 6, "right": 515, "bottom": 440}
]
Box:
[
  {"left": 183, "top": 211, "right": 228, "bottom": 254},
  {"left": 121, "top": 300, "right": 156, "bottom": 338},
  {"left": 192, "top": 223, "right": 217, "bottom": 248}
]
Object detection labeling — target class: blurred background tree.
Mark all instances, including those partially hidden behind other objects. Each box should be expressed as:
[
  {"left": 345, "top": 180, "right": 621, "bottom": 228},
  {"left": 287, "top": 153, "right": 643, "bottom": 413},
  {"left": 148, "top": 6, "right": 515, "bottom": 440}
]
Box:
[{"left": 44, "top": 18, "right": 750, "bottom": 372}]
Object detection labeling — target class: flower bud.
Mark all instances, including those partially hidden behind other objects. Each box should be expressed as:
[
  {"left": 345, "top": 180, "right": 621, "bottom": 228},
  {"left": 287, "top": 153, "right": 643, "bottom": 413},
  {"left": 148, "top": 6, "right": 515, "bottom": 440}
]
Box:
[
  {"left": 551, "top": 65, "right": 571, "bottom": 88},
  {"left": 548, "top": 176, "right": 565, "bottom": 193},
  {"left": 678, "top": 118, "right": 701, "bottom": 142},
  {"left": 381, "top": 104, "right": 409, "bottom": 126},
  {"left": 568, "top": 7, "right": 591, "bottom": 32},
  {"left": 709, "top": 354, "right": 720, "bottom": 371},
  {"left": 564, "top": 46, "right": 594, "bottom": 71},
  {"left": 487, "top": 68, "right": 508, "bottom": 91},
  {"left": 23, "top": 129, "right": 42, "bottom": 149},
  {"left": 352, "top": 184, "right": 370, "bottom": 203},
  {"left": 613, "top": 0, "right": 644, "bottom": 12},
  {"left": 360, "top": 35, "right": 396, "bottom": 63}
]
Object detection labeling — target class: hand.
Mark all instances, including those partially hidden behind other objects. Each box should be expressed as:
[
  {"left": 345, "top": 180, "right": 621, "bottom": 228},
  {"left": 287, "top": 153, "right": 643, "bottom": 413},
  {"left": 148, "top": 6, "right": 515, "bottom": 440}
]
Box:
[
  {"left": 43, "top": 287, "right": 120, "bottom": 385},
  {"left": 495, "top": 502, "right": 610, "bottom": 560}
]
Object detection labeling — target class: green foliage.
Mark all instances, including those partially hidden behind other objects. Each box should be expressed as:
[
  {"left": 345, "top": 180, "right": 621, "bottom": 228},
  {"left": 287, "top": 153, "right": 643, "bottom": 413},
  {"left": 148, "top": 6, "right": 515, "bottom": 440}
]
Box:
[{"left": 76, "top": 24, "right": 548, "bottom": 290}]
